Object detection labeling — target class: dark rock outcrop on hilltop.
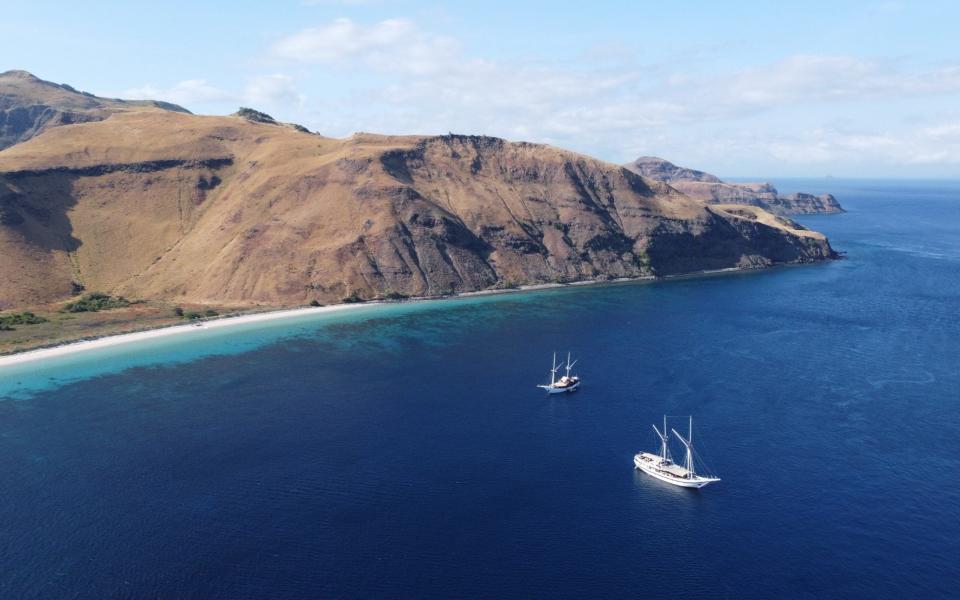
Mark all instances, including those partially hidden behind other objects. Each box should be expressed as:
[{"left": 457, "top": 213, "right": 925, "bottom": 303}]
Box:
[
  {"left": 233, "top": 107, "right": 278, "bottom": 125},
  {"left": 625, "top": 156, "right": 844, "bottom": 215},
  {"left": 0, "top": 69, "right": 189, "bottom": 151},
  {"left": 626, "top": 156, "right": 722, "bottom": 184},
  {"left": 0, "top": 72, "right": 839, "bottom": 309}
]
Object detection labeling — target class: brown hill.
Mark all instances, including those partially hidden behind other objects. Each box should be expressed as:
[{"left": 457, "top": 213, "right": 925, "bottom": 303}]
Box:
[
  {"left": 0, "top": 69, "right": 189, "bottom": 151},
  {"left": 0, "top": 76, "right": 837, "bottom": 310},
  {"left": 625, "top": 156, "right": 844, "bottom": 215}
]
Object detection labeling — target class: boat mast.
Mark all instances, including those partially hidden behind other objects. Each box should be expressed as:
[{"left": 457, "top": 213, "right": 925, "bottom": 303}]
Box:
[
  {"left": 550, "top": 352, "right": 557, "bottom": 386},
  {"left": 671, "top": 420, "right": 696, "bottom": 479},
  {"left": 564, "top": 352, "right": 577, "bottom": 379},
  {"left": 652, "top": 415, "right": 670, "bottom": 464},
  {"left": 664, "top": 415, "right": 668, "bottom": 462}
]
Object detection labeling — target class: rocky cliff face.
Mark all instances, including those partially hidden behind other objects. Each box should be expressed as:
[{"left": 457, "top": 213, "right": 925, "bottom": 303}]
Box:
[
  {"left": 624, "top": 156, "right": 844, "bottom": 216},
  {"left": 766, "top": 192, "right": 844, "bottom": 215},
  {"left": 0, "top": 69, "right": 189, "bottom": 151},
  {"left": 0, "top": 73, "right": 838, "bottom": 309}
]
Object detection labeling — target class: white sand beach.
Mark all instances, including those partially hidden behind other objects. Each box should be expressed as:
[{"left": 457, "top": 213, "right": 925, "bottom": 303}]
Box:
[
  {"left": 0, "top": 302, "right": 381, "bottom": 370},
  {"left": 0, "top": 281, "right": 596, "bottom": 370}
]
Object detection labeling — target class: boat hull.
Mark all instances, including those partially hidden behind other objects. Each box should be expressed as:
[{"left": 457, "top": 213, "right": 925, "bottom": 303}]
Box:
[
  {"left": 538, "top": 381, "right": 580, "bottom": 394},
  {"left": 634, "top": 454, "right": 719, "bottom": 488}
]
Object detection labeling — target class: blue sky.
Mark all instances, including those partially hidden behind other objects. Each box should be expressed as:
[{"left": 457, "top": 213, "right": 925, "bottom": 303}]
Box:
[{"left": 3, "top": 0, "right": 959, "bottom": 177}]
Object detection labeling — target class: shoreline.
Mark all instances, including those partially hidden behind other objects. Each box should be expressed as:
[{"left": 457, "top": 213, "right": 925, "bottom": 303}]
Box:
[
  {"left": 0, "top": 261, "right": 828, "bottom": 370},
  {"left": 0, "top": 278, "right": 644, "bottom": 369},
  {"left": 0, "top": 303, "right": 381, "bottom": 369}
]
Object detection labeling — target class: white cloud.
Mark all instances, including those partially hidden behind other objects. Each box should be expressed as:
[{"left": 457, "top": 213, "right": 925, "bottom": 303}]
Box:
[
  {"left": 756, "top": 55, "right": 958, "bottom": 99},
  {"left": 269, "top": 18, "right": 459, "bottom": 74},
  {"left": 705, "top": 122, "right": 960, "bottom": 170},
  {"left": 244, "top": 74, "right": 306, "bottom": 111},
  {"left": 124, "top": 18, "right": 960, "bottom": 176},
  {"left": 922, "top": 122, "right": 960, "bottom": 141},
  {"left": 121, "top": 75, "right": 307, "bottom": 115},
  {"left": 123, "top": 79, "right": 236, "bottom": 106},
  {"left": 268, "top": 19, "right": 960, "bottom": 152},
  {"left": 658, "top": 55, "right": 960, "bottom": 124}
]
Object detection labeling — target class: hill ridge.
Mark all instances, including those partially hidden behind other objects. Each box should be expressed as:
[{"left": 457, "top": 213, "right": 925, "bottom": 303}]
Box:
[
  {"left": 0, "top": 69, "right": 190, "bottom": 151},
  {"left": 0, "top": 75, "right": 837, "bottom": 309}
]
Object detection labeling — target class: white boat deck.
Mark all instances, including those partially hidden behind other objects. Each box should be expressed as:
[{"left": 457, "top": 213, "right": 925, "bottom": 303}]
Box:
[{"left": 635, "top": 452, "right": 693, "bottom": 479}]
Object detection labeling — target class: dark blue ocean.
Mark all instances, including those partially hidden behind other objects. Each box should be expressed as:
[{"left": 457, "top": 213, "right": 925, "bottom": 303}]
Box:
[{"left": 1, "top": 180, "right": 958, "bottom": 599}]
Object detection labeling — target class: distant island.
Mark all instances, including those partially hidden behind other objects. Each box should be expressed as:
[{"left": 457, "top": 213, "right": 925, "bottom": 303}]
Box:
[
  {"left": 625, "top": 156, "right": 844, "bottom": 215},
  {"left": 0, "top": 70, "right": 840, "bottom": 353}
]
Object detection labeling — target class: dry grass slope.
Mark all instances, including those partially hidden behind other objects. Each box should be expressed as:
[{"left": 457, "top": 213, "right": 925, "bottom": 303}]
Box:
[{"left": 0, "top": 77, "right": 837, "bottom": 311}]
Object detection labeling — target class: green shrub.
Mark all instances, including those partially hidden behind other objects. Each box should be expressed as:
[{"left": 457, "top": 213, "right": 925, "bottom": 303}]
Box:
[
  {"left": 62, "top": 293, "right": 130, "bottom": 313},
  {"left": 382, "top": 291, "right": 409, "bottom": 300},
  {"left": 0, "top": 311, "right": 48, "bottom": 329},
  {"left": 342, "top": 292, "right": 365, "bottom": 304},
  {"left": 204, "top": 309, "right": 219, "bottom": 317},
  {"left": 309, "top": 299, "right": 321, "bottom": 307},
  {"left": 183, "top": 311, "right": 203, "bottom": 320},
  {"left": 636, "top": 250, "right": 652, "bottom": 268}
]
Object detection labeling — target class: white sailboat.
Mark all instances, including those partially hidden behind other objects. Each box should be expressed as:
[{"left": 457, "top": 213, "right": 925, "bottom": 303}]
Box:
[
  {"left": 634, "top": 416, "right": 720, "bottom": 488},
  {"left": 537, "top": 352, "right": 580, "bottom": 394}
]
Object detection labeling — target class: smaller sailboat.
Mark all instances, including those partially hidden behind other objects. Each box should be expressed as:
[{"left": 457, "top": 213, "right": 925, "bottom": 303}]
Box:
[
  {"left": 537, "top": 352, "right": 581, "bottom": 394},
  {"left": 634, "top": 416, "right": 720, "bottom": 488}
]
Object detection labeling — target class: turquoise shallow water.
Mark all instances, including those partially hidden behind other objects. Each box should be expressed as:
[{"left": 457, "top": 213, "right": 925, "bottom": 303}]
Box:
[
  {"left": 1, "top": 180, "right": 958, "bottom": 598},
  {"left": 0, "top": 298, "right": 545, "bottom": 400}
]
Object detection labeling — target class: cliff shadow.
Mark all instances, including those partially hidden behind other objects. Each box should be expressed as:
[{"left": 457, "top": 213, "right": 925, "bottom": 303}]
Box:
[
  {"left": 645, "top": 216, "right": 761, "bottom": 275},
  {"left": 0, "top": 172, "right": 83, "bottom": 254}
]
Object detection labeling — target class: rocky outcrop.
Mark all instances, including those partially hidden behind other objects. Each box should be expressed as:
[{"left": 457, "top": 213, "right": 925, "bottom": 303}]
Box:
[
  {"left": 767, "top": 192, "right": 844, "bottom": 215},
  {"left": 0, "top": 69, "right": 189, "bottom": 151},
  {"left": 625, "top": 156, "right": 722, "bottom": 184},
  {"left": 624, "top": 156, "right": 844, "bottom": 216},
  {"left": 0, "top": 75, "right": 838, "bottom": 309}
]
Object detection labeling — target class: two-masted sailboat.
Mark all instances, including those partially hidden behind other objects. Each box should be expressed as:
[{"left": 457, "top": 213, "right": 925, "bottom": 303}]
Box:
[
  {"left": 537, "top": 352, "right": 581, "bottom": 394},
  {"left": 634, "top": 416, "right": 720, "bottom": 488}
]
